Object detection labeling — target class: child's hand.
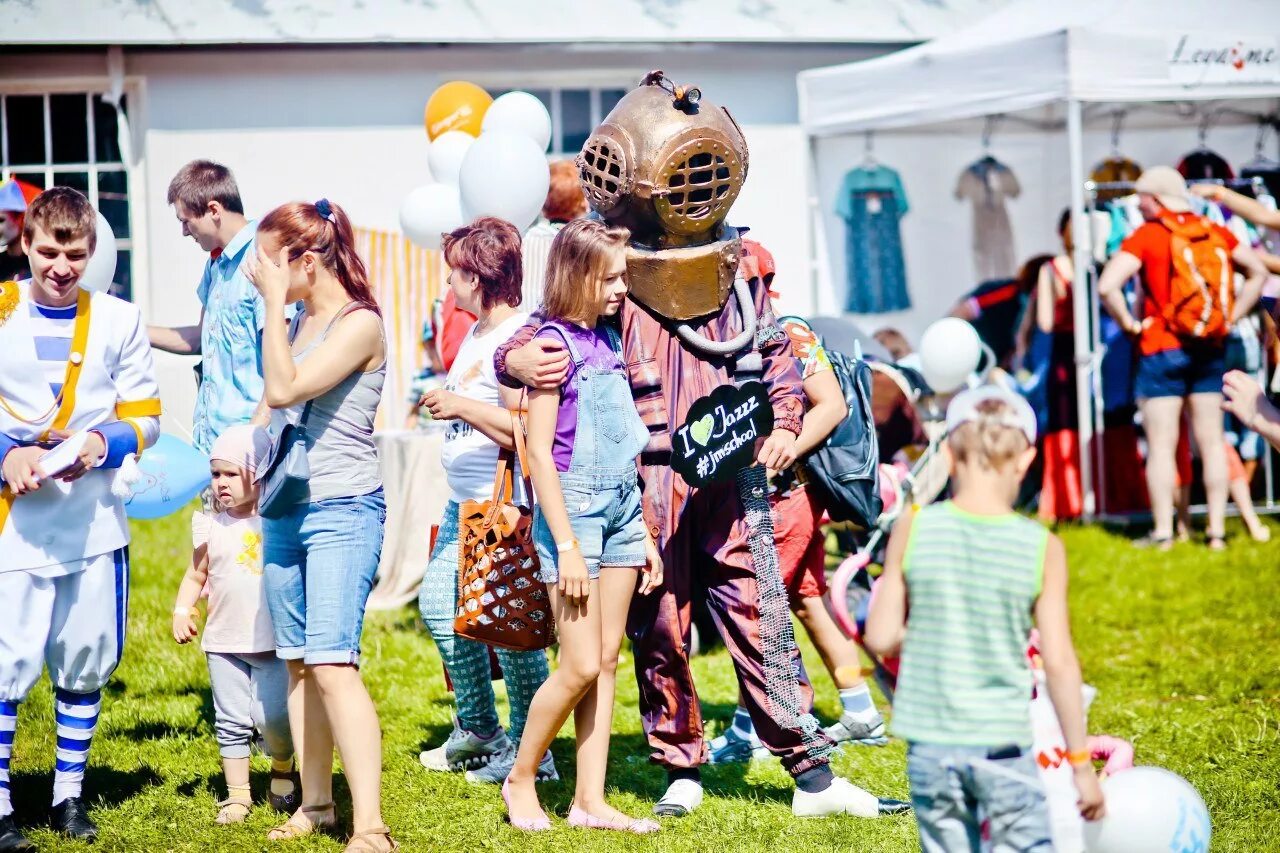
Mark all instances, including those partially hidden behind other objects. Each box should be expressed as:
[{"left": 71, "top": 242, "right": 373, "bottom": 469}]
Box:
[
  {"left": 755, "top": 428, "right": 798, "bottom": 471},
  {"left": 558, "top": 550, "right": 591, "bottom": 606},
  {"left": 1074, "top": 765, "right": 1106, "bottom": 821},
  {"left": 172, "top": 607, "right": 199, "bottom": 644},
  {"left": 638, "top": 538, "right": 663, "bottom": 595},
  {"left": 1223, "top": 369, "right": 1272, "bottom": 429}
]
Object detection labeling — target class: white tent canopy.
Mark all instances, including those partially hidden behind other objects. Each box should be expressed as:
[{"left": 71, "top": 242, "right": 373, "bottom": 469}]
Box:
[
  {"left": 798, "top": 0, "right": 1280, "bottom": 519},
  {"left": 799, "top": 0, "right": 1280, "bottom": 135}
]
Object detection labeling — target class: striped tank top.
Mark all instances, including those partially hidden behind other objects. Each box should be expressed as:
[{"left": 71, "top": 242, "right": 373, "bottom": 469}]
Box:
[{"left": 891, "top": 501, "right": 1048, "bottom": 747}]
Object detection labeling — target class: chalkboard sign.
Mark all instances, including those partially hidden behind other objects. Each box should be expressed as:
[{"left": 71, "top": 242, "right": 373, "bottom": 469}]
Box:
[{"left": 671, "top": 381, "right": 773, "bottom": 486}]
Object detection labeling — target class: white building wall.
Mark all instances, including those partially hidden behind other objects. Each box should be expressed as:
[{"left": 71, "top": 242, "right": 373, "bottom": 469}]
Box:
[{"left": 3, "top": 44, "right": 883, "bottom": 432}]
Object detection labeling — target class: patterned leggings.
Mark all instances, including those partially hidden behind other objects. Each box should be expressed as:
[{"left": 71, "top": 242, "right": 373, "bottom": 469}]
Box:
[{"left": 419, "top": 501, "right": 549, "bottom": 744}]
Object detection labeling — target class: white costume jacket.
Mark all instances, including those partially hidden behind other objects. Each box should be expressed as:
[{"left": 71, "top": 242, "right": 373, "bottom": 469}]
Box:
[{"left": 0, "top": 280, "right": 161, "bottom": 572}]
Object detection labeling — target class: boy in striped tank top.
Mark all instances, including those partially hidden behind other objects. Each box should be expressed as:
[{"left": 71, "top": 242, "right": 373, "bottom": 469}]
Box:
[{"left": 866, "top": 386, "right": 1104, "bottom": 852}]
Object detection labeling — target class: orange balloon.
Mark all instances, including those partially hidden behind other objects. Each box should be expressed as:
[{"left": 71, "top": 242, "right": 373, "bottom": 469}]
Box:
[{"left": 424, "top": 81, "right": 492, "bottom": 141}]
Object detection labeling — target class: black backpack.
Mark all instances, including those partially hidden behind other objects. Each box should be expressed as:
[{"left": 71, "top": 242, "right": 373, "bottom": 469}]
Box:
[{"left": 803, "top": 349, "right": 882, "bottom": 527}]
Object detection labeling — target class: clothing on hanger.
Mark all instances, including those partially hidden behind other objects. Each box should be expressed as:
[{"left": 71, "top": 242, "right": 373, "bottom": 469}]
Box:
[
  {"left": 1090, "top": 156, "right": 1143, "bottom": 204},
  {"left": 1242, "top": 164, "right": 1280, "bottom": 206},
  {"left": 955, "top": 156, "right": 1020, "bottom": 282},
  {"left": 836, "top": 163, "right": 910, "bottom": 314},
  {"left": 1178, "top": 148, "right": 1234, "bottom": 182}
]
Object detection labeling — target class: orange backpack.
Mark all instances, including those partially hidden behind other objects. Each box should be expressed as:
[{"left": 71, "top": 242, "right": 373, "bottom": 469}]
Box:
[{"left": 1157, "top": 214, "right": 1234, "bottom": 339}]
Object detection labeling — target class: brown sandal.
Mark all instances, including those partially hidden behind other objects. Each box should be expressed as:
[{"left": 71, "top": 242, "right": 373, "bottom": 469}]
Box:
[
  {"left": 267, "top": 802, "right": 336, "bottom": 841},
  {"left": 343, "top": 826, "right": 399, "bottom": 853},
  {"left": 215, "top": 796, "right": 252, "bottom": 825}
]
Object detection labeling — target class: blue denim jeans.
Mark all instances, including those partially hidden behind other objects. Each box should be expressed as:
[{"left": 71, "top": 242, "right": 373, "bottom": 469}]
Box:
[
  {"left": 419, "top": 501, "right": 549, "bottom": 742},
  {"left": 907, "top": 742, "right": 1053, "bottom": 853},
  {"left": 263, "top": 489, "right": 386, "bottom": 665}
]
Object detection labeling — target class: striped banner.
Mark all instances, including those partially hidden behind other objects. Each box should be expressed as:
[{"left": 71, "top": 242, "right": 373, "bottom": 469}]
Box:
[{"left": 354, "top": 228, "right": 446, "bottom": 429}]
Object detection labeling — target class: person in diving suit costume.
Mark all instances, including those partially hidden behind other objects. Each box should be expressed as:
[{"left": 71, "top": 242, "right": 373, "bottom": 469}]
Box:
[{"left": 496, "top": 71, "right": 907, "bottom": 818}]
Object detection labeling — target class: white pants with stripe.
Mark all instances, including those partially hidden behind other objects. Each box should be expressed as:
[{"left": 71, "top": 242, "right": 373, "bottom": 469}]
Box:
[{"left": 0, "top": 549, "right": 128, "bottom": 701}]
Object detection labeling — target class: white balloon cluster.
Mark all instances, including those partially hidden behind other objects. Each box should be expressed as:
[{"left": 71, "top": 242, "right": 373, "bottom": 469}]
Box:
[{"left": 399, "top": 90, "right": 552, "bottom": 250}]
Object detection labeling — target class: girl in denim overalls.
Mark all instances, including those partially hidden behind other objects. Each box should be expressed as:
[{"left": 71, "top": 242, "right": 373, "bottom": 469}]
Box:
[{"left": 502, "top": 219, "right": 663, "bottom": 833}]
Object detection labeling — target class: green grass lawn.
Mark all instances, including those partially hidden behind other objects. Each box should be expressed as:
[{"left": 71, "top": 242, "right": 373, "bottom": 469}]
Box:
[{"left": 6, "top": 510, "right": 1279, "bottom": 852}]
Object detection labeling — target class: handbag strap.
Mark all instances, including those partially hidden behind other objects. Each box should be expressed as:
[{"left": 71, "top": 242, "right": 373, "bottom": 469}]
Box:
[
  {"left": 481, "top": 409, "right": 534, "bottom": 528},
  {"left": 510, "top": 407, "right": 534, "bottom": 503}
]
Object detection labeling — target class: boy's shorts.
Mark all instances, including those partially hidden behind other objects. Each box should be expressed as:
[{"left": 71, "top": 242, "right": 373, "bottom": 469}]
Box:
[
  {"left": 704, "top": 484, "right": 829, "bottom": 603},
  {"left": 772, "top": 487, "right": 829, "bottom": 601},
  {"left": 906, "top": 742, "right": 1053, "bottom": 853}
]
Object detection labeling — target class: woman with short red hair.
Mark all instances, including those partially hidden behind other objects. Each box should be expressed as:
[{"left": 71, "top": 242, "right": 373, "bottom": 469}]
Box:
[{"left": 414, "top": 217, "right": 557, "bottom": 786}]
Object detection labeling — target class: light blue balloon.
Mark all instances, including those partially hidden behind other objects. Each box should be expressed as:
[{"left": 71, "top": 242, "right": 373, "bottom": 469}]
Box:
[{"left": 124, "top": 434, "right": 210, "bottom": 520}]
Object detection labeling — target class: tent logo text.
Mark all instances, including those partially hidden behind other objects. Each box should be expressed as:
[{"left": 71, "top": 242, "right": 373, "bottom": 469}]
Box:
[{"left": 1167, "top": 35, "right": 1280, "bottom": 85}]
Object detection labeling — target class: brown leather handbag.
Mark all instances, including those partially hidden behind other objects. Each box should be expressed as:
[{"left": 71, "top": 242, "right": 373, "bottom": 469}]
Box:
[{"left": 454, "top": 411, "right": 555, "bottom": 651}]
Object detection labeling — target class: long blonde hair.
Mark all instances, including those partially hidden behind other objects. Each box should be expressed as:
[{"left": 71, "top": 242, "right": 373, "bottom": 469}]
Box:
[{"left": 542, "top": 218, "right": 630, "bottom": 325}]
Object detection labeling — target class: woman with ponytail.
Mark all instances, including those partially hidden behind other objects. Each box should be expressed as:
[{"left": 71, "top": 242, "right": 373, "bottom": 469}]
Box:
[{"left": 245, "top": 199, "right": 396, "bottom": 852}]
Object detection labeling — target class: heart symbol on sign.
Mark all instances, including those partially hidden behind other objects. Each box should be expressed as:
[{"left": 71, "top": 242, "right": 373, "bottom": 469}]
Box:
[{"left": 690, "top": 414, "right": 715, "bottom": 446}]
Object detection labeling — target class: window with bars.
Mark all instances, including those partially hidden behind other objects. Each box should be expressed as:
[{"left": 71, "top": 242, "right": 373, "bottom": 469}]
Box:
[
  {"left": 1, "top": 92, "right": 133, "bottom": 302},
  {"left": 495, "top": 87, "right": 628, "bottom": 156}
]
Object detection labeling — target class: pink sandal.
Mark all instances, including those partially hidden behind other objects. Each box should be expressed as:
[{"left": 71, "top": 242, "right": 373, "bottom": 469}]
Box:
[
  {"left": 501, "top": 778, "right": 551, "bottom": 831},
  {"left": 567, "top": 805, "right": 660, "bottom": 834}
]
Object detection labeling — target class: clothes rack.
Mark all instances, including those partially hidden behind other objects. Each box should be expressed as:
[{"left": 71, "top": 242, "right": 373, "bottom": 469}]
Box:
[{"left": 1079, "top": 175, "right": 1277, "bottom": 520}]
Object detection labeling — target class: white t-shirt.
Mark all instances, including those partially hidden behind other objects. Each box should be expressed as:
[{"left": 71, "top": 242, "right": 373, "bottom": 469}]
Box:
[
  {"left": 192, "top": 510, "right": 276, "bottom": 654},
  {"left": 440, "top": 312, "right": 529, "bottom": 504}
]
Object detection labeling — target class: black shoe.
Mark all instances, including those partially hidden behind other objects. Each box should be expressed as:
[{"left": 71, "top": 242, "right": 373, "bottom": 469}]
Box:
[
  {"left": 51, "top": 797, "right": 98, "bottom": 841},
  {"left": 267, "top": 768, "right": 302, "bottom": 813},
  {"left": 877, "top": 797, "right": 912, "bottom": 816},
  {"left": 0, "top": 816, "right": 33, "bottom": 852}
]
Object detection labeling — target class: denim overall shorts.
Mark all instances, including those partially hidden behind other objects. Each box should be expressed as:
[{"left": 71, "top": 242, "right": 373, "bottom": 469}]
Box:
[{"left": 533, "top": 322, "right": 651, "bottom": 582}]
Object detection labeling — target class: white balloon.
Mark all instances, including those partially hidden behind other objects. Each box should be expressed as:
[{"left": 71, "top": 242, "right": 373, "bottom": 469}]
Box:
[
  {"left": 458, "top": 131, "right": 550, "bottom": 232},
  {"left": 399, "top": 183, "right": 464, "bottom": 251},
  {"left": 918, "top": 317, "right": 981, "bottom": 393},
  {"left": 427, "top": 130, "right": 475, "bottom": 186},
  {"left": 1084, "top": 767, "right": 1210, "bottom": 853},
  {"left": 80, "top": 212, "right": 118, "bottom": 294},
  {"left": 481, "top": 91, "right": 552, "bottom": 152}
]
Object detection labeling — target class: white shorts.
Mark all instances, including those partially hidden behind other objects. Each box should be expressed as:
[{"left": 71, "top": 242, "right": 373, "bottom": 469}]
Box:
[{"left": 0, "top": 548, "right": 129, "bottom": 701}]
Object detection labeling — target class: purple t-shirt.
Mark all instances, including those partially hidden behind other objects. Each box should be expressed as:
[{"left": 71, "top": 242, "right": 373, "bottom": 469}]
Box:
[{"left": 533, "top": 320, "right": 623, "bottom": 472}]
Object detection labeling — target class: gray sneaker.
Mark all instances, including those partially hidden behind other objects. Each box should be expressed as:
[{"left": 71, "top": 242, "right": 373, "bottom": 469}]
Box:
[
  {"left": 464, "top": 744, "right": 559, "bottom": 784},
  {"left": 419, "top": 721, "right": 512, "bottom": 772},
  {"left": 824, "top": 711, "right": 889, "bottom": 746}
]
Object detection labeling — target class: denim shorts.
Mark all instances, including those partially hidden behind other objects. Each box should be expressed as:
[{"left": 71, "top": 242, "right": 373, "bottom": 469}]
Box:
[
  {"left": 1135, "top": 343, "right": 1225, "bottom": 401},
  {"left": 906, "top": 742, "right": 1053, "bottom": 853},
  {"left": 263, "top": 489, "right": 386, "bottom": 665},
  {"left": 533, "top": 475, "right": 647, "bottom": 582}
]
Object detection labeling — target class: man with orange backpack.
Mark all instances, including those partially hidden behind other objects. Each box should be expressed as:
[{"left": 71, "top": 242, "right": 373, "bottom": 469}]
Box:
[{"left": 1098, "top": 166, "right": 1268, "bottom": 550}]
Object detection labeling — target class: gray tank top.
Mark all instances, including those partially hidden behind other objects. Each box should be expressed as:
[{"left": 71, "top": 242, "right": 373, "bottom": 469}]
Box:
[{"left": 274, "top": 303, "right": 386, "bottom": 503}]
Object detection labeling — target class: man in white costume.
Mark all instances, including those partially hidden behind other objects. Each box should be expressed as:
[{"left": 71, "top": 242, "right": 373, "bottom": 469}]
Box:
[{"left": 0, "top": 188, "right": 160, "bottom": 850}]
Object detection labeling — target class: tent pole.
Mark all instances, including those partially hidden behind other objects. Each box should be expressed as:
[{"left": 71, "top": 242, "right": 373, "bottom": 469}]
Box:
[
  {"left": 805, "top": 133, "right": 824, "bottom": 315},
  {"left": 1067, "top": 98, "right": 1096, "bottom": 520}
]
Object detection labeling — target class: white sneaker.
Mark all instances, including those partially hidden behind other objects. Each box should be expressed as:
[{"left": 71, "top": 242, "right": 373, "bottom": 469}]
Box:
[
  {"left": 464, "top": 745, "right": 559, "bottom": 784},
  {"left": 653, "top": 779, "right": 703, "bottom": 817},
  {"left": 792, "top": 777, "right": 879, "bottom": 818},
  {"left": 418, "top": 721, "right": 511, "bottom": 772}
]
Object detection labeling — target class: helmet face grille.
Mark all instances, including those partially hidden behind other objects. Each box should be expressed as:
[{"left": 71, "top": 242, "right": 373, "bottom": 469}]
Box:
[
  {"left": 657, "top": 138, "right": 742, "bottom": 236},
  {"left": 580, "top": 135, "right": 628, "bottom": 210}
]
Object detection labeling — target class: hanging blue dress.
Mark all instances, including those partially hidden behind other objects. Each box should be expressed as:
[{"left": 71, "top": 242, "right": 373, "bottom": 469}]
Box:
[{"left": 836, "top": 164, "right": 910, "bottom": 314}]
